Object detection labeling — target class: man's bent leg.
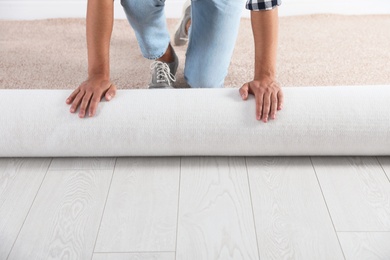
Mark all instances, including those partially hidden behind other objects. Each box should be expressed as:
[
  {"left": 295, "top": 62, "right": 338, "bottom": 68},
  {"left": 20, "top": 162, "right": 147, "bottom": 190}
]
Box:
[
  {"left": 184, "top": 0, "right": 245, "bottom": 88},
  {"left": 120, "top": 0, "right": 171, "bottom": 60}
]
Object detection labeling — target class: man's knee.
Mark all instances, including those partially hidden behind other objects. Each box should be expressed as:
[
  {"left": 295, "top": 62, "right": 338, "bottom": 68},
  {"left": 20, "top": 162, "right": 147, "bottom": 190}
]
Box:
[
  {"left": 185, "top": 74, "right": 225, "bottom": 89},
  {"left": 121, "top": 0, "right": 165, "bottom": 20},
  {"left": 207, "top": 0, "right": 245, "bottom": 14}
]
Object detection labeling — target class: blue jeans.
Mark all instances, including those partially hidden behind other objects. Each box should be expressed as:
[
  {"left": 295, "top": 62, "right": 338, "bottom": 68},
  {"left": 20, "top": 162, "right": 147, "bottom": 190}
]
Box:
[{"left": 120, "top": 0, "right": 245, "bottom": 88}]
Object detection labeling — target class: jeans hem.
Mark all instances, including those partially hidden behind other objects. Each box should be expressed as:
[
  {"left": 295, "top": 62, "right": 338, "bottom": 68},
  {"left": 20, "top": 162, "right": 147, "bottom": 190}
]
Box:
[{"left": 144, "top": 51, "right": 166, "bottom": 60}]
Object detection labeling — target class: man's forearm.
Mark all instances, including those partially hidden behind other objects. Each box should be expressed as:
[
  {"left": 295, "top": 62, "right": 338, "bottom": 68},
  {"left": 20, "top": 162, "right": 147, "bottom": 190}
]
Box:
[
  {"left": 86, "top": 0, "right": 114, "bottom": 79},
  {"left": 251, "top": 8, "right": 279, "bottom": 81}
]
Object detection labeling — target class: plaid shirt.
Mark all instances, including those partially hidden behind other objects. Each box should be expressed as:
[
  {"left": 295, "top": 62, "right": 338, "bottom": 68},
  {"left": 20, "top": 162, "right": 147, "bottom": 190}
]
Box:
[{"left": 246, "top": 0, "right": 281, "bottom": 11}]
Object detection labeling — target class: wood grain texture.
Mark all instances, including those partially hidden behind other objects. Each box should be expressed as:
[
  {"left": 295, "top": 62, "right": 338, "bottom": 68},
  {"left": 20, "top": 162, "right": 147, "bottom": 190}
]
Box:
[
  {"left": 312, "top": 157, "right": 390, "bottom": 231},
  {"left": 0, "top": 158, "right": 51, "bottom": 259},
  {"left": 338, "top": 232, "right": 390, "bottom": 260},
  {"left": 95, "top": 158, "right": 180, "bottom": 252},
  {"left": 246, "top": 157, "right": 344, "bottom": 260},
  {"left": 7, "top": 169, "right": 113, "bottom": 260},
  {"left": 92, "top": 252, "right": 175, "bottom": 260},
  {"left": 49, "top": 158, "right": 116, "bottom": 170},
  {"left": 377, "top": 156, "right": 390, "bottom": 181},
  {"left": 176, "top": 157, "right": 259, "bottom": 260}
]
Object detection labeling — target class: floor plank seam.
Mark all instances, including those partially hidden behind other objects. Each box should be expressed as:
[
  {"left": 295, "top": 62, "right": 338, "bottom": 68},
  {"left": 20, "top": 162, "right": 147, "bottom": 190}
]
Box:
[
  {"left": 337, "top": 231, "right": 390, "bottom": 233},
  {"left": 309, "top": 156, "right": 347, "bottom": 260},
  {"left": 174, "top": 157, "right": 182, "bottom": 260},
  {"left": 91, "top": 157, "right": 118, "bottom": 259},
  {"left": 93, "top": 251, "right": 176, "bottom": 254},
  {"left": 376, "top": 156, "right": 390, "bottom": 183},
  {"left": 6, "top": 157, "right": 54, "bottom": 260},
  {"left": 244, "top": 157, "right": 261, "bottom": 260}
]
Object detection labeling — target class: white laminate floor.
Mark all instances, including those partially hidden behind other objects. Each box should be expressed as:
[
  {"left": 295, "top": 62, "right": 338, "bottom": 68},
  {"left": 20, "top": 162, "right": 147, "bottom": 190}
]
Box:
[{"left": 1, "top": 156, "right": 390, "bottom": 260}]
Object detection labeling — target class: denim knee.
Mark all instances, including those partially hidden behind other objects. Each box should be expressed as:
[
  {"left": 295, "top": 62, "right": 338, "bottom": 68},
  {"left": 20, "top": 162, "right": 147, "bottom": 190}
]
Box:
[
  {"left": 185, "top": 74, "right": 225, "bottom": 89},
  {"left": 206, "top": 0, "right": 244, "bottom": 14},
  {"left": 120, "top": 0, "right": 165, "bottom": 22},
  {"left": 120, "top": 0, "right": 170, "bottom": 60}
]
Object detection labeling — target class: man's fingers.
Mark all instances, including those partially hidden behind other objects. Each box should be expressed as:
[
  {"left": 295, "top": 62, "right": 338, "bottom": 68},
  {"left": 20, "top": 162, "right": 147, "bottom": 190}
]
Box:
[
  {"left": 89, "top": 92, "right": 102, "bottom": 117},
  {"left": 239, "top": 83, "right": 249, "bottom": 100},
  {"left": 70, "top": 91, "right": 85, "bottom": 113},
  {"left": 270, "top": 93, "right": 278, "bottom": 119},
  {"left": 241, "top": 80, "right": 283, "bottom": 122},
  {"left": 277, "top": 90, "right": 284, "bottom": 110},
  {"left": 66, "top": 88, "right": 80, "bottom": 104},
  {"left": 105, "top": 84, "right": 117, "bottom": 101},
  {"left": 79, "top": 92, "right": 92, "bottom": 118},
  {"left": 255, "top": 91, "right": 264, "bottom": 121},
  {"left": 262, "top": 92, "right": 271, "bottom": 122}
]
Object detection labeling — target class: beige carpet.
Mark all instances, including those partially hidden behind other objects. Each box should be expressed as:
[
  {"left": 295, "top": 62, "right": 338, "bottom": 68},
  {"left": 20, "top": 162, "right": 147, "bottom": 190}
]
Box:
[{"left": 1, "top": 14, "right": 389, "bottom": 89}]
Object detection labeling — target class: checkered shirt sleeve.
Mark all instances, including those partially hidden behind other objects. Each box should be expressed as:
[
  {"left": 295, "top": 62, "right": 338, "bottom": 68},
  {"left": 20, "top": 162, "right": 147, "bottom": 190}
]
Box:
[{"left": 246, "top": 0, "right": 281, "bottom": 11}]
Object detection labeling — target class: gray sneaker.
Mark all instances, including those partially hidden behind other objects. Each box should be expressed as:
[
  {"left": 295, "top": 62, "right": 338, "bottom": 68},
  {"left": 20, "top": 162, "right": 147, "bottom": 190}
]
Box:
[
  {"left": 174, "top": 0, "right": 191, "bottom": 46},
  {"left": 148, "top": 49, "right": 179, "bottom": 89}
]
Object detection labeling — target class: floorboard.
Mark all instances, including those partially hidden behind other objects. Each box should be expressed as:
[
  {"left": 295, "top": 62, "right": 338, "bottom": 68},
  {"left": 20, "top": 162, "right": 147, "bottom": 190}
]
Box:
[
  {"left": 3, "top": 156, "right": 390, "bottom": 259},
  {"left": 7, "top": 169, "right": 113, "bottom": 260},
  {"left": 312, "top": 157, "right": 390, "bottom": 231},
  {"left": 49, "top": 158, "right": 116, "bottom": 171},
  {"left": 246, "top": 156, "right": 344, "bottom": 260},
  {"left": 0, "top": 158, "right": 51, "bottom": 259},
  {"left": 377, "top": 156, "right": 390, "bottom": 181},
  {"left": 338, "top": 232, "right": 390, "bottom": 260},
  {"left": 176, "top": 157, "right": 259, "bottom": 260},
  {"left": 94, "top": 158, "right": 180, "bottom": 252},
  {"left": 92, "top": 252, "right": 175, "bottom": 260}
]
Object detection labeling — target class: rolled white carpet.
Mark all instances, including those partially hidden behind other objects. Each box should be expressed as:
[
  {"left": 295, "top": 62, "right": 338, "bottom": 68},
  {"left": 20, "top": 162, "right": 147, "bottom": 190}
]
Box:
[{"left": 0, "top": 86, "right": 389, "bottom": 157}]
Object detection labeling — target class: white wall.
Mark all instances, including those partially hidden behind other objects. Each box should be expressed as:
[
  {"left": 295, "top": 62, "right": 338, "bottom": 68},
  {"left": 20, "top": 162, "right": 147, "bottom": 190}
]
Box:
[{"left": 0, "top": 0, "right": 389, "bottom": 20}]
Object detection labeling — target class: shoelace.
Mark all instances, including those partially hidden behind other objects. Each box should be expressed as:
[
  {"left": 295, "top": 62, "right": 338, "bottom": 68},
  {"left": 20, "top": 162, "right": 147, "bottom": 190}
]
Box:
[{"left": 150, "top": 61, "right": 176, "bottom": 84}]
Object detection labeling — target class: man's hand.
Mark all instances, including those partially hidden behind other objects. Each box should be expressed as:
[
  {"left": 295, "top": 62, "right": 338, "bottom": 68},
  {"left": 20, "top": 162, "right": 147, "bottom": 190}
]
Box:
[
  {"left": 66, "top": 76, "right": 116, "bottom": 118},
  {"left": 240, "top": 80, "right": 283, "bottom": 122},
  {"left": 67, "top": 0, "right": 115, "bottom": 118}
]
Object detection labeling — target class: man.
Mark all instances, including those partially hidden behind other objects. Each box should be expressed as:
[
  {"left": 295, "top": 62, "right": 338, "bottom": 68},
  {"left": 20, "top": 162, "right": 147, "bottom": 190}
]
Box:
[{"left": 66, "top": 0, "right": 284, "bottom": 123}]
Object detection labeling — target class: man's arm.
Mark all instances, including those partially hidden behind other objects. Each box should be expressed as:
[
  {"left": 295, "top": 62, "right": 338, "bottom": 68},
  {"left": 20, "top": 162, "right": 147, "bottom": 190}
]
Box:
[
  {"left": 240, "top": 8, "right": 284, "bottom": 123},
  {"left": 66, "top": 0, "right": 117, "bottom": 118},
  {"left": 252, "top": 9, "right": 278, "bottom": 82}
]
